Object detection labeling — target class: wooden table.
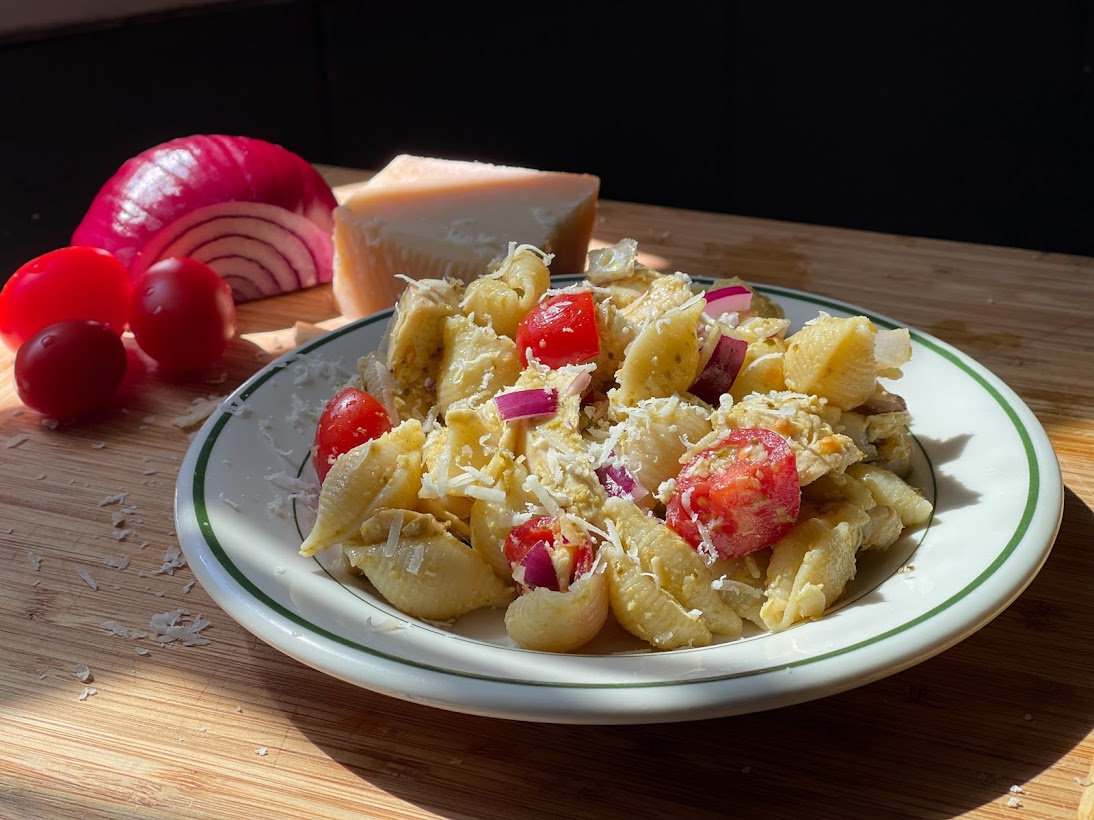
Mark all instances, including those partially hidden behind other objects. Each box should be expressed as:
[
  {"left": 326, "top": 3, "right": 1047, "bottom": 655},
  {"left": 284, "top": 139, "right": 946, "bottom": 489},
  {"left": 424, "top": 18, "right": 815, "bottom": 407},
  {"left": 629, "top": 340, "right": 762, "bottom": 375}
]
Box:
[{"left": 2, "top": 167, "right": 1092, "bottom": 820}]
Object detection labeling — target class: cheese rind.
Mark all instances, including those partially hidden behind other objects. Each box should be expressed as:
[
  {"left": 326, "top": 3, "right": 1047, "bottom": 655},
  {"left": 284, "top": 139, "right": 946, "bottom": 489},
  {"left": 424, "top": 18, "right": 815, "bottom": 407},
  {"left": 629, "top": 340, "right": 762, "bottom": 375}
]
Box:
[{"left": 332, "top": 155, "right": 600, "bottom": 319}]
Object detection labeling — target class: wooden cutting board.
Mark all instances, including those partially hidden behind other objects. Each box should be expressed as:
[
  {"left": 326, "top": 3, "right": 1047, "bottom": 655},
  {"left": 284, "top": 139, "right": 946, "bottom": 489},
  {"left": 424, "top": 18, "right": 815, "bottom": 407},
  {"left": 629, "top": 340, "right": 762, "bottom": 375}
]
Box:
[{"left": 1, "top": 167, "right": 1092, "bottom": 819}]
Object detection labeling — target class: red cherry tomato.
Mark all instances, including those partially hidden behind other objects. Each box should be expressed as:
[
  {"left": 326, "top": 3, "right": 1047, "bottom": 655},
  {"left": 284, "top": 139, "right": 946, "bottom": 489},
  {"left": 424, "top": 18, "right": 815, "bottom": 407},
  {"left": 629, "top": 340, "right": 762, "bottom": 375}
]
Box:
[
  {"left": 14, "top": 320, "right": 127, "bottom": 420},
  {"left": 514, "top": 291, "right": 600, "bottom": 368},
  {"left": 129, "top": 258, "right": 236, "bottom": 371},
  {"left": 666, "top": 427, "right": 801, "bottom": 559},
  {"left": 0, "top": 246, "right": 131, "bottom": 352},
  {"left": 312, "top": 387, "right": 393, "bottom": 483}
]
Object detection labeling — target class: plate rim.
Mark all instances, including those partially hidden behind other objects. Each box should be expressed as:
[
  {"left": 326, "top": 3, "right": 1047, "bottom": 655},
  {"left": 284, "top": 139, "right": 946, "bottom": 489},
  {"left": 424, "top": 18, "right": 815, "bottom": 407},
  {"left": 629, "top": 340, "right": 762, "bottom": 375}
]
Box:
[{"left": 175, "top": 282, "right": 1064, "bottom": 723}]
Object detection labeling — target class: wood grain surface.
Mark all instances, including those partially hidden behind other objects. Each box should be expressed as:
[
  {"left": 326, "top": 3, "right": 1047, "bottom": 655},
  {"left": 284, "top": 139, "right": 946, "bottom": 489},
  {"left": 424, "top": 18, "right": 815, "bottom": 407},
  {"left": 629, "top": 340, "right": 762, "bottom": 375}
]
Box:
[{"left": 1, "top": 167, "right": 1092, "bottom": 819}]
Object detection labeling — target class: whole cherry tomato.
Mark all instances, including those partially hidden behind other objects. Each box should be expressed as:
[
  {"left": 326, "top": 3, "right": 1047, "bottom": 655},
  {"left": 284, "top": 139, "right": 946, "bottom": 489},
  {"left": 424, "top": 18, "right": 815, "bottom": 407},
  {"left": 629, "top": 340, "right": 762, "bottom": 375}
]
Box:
[
  {"left": 312, "top": 387, "right": 392, "bottom": 483},
  {"left": 514, "top": 291, "right": 600, "bottom": 368},
  {"left": 0, "top": 246, "right": 131, "bottom": 352},
  {"left": 129, "top": 258, "right": 236, "bottom": 371},
  {"left": 14, "top": 320, "right": 128, "bottom": 420},
  {"left": 666, "top": 427, "right": 801, "bottom": 559}
]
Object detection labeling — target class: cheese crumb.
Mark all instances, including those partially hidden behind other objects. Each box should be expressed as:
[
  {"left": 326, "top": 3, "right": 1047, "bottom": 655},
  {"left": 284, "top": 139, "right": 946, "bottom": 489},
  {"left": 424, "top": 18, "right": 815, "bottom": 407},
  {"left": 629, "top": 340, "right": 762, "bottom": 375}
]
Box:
[
  {"left": 256, "top": 747, "right": 268, "bottom": 756},
  {"left": 1006, "top": 797, "right": 1021, "bottom": 808},
  {"left": 75, "top": 663, "right": 93, "bottom": 683},
  {"left": 76, "top": 566, "right": 98, "bottom": 590},
  {"left": 149, "top": 609, "right": 212, "bottom": 646},
  {"left": 78, "top": 687, "right": 97, "bottom": 701}
]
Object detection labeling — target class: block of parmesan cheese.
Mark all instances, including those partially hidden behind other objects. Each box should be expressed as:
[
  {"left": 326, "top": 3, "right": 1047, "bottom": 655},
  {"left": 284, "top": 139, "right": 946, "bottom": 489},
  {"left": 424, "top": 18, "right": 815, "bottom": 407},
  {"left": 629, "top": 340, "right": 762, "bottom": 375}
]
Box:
[{"left": 331, "top": 154, "right": 600, "bottom": 318}]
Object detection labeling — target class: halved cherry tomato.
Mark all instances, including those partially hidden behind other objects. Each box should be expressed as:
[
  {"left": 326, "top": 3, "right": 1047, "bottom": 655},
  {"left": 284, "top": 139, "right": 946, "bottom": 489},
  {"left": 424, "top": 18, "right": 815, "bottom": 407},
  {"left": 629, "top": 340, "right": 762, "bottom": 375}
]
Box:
[
  {"left": 0, "top": 246, "right": 131, "bottom": 352},
  {"left": 312, "top": 387, "right": 392, "bottom": 483},
  {"left": 514, "top": 291, "right": 600, "bottom": 368},
  {"left": 504, "top": 516, "right": 594, "bottom": 591},
  {"left": 14, "top": 320, "right": 127, "bottom": 420},
  {"left": 666, "top": 427, "right": 800, "bottom": 559}
]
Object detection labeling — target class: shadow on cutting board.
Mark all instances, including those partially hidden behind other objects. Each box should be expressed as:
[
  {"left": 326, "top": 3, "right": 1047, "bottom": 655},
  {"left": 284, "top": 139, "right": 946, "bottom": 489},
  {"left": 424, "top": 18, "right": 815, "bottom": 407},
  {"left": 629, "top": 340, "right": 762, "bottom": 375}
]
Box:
[{"left": 247, "top": 487, "right": 1094, "bottom": 820}]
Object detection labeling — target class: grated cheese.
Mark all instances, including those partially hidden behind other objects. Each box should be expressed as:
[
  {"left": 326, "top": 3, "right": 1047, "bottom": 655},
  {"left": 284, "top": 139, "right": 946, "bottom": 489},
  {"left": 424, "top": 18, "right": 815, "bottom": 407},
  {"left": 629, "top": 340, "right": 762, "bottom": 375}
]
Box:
[
  {"left": 150, "top": 609, "right": 212, "bottom": 646},
  {"left": 383, "top": 510, "right": 405, "bottom": 558},
  {"left": 76, "top": 566, "right": 98, "bottom": 590}
]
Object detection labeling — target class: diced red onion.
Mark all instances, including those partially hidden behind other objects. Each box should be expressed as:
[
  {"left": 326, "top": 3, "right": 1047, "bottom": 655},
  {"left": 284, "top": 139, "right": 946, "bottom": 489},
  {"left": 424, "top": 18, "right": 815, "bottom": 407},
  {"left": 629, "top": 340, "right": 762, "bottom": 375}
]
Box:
[
  {"left": 596, "top": 458, "right": 649, "bottom": 502},
  {"left": 494, "top": 388, "right": 558, "bottom": 421},
  {"left": 689, "top": 335, "right": 748, "bottom": 404},
  {"left": 72, "top": 135, "right": 338, "bottom": 302},
  {"left": 516, "top": 542, "right": 560, "bottom": 591},
  {"left": 563, "top": 370, "right": 592, "bottom": 397},
  {"left": 704, "top": 285, "right": 753, "bottom": 318}
]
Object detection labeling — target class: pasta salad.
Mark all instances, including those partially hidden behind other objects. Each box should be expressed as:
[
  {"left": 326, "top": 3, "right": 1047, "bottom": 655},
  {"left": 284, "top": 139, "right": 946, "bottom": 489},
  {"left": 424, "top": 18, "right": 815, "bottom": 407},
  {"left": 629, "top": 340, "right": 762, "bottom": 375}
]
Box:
[{"left": 299, "top": 239, "right": 933, "bottom": 653}]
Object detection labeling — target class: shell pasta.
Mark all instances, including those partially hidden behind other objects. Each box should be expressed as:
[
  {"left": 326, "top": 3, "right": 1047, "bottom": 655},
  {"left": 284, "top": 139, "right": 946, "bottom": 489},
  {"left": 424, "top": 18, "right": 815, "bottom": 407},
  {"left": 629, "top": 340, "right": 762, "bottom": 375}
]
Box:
[{"left": 301, "top": 240, "right": 933, "bottom": 652}]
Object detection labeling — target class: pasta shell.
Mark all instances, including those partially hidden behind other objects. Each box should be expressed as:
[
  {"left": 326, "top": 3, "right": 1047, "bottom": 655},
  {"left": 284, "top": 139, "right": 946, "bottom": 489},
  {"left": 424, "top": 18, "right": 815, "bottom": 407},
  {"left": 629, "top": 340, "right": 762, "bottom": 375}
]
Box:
[
  {"left": 601, "top": 540, "right": 712, "bottom": 650},
  {"left": 504, "top": 570, "right": 609, "bottom": 652},
  {"left": 436, "top": 314, "right": 521, "bottom": 413},
  {"left": 760, "top": 502, "right": 869, "bottom": 632},
  {"left": 461, "top": 245, "right": 550, "bottom": 338},
  {"left": 846, "top": 463, "right": 933, "bottom": 527},
  {"left": 469, "top": 452, "right": 535, "bottom": 578},
  {"left": 347, "top": 510, "right": 514, "bottom": 621},
  {"left": 783, "top": 315, "right": 877, "bottom": 410},
  {"left": 605, "top": 498, "right": 742, "bottom": 638},
  {"left": 300, "top": 420, "right": 424, "bottom": 556},
  {"left": 613, "top": 295, "right": 704, "bottom": 408}
]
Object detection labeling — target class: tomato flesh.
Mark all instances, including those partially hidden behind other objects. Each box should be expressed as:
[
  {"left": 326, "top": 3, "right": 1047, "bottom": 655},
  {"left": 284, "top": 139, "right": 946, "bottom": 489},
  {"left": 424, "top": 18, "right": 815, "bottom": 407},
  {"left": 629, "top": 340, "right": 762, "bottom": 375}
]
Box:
[
  {"left": 128, "top": 257, "right": 235, "bottom": 371},
  {"left": 312, "top": 387, "right": 392, "bottom": 483},
  {"left": 666, "top": 427, "right": 800, "bottom": 559},
  {"left": 14, "top": 320, "right": 128, "bottom": 420},
  {"left": 0, "top": 246, "right": 131, "bottom": 352},
  {"left": 514, "top": 291, "right": 600, "bottom": 368}
]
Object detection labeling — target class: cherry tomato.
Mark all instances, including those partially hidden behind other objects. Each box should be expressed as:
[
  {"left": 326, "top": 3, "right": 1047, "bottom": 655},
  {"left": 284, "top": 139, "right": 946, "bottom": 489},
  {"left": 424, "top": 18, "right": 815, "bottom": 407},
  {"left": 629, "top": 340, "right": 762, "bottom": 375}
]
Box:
[
  {"left": 14, "top": 320, "right": 127, "bottom": 420},
  {"left": 514, "top": 291, "right": 600, "bottom": 368},
  {"left": 504, "top": 516, "right": 556, "bottom": 567},
  {"left": 666, "top": 427, "right": 800, "bottom": 559},
  {"left": 0, "top": 246, "right": 131, "bottom": 352},
  {"left": 312, "top": 387, "right": 393, "bottom": 483},
  {"left": 129, "top": 258, "right": 236, "bottom": 371},
  {"left": 504, "top": 516, "right": 594, "bottom": 591}
]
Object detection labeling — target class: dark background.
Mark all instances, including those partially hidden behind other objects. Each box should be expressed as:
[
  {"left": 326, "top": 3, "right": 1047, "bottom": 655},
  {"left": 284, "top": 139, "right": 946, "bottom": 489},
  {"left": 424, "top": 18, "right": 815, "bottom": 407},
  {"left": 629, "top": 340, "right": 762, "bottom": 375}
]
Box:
[{"left": 3, "top": 0, "right": 1093, "bottom": 283}]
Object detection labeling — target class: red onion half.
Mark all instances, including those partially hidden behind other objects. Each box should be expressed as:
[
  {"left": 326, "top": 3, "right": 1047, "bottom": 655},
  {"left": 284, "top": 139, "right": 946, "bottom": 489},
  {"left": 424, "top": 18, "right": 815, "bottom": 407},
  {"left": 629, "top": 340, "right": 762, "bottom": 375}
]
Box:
[{"left": 72, "top": 135, "right": 338, "bottom": 302}]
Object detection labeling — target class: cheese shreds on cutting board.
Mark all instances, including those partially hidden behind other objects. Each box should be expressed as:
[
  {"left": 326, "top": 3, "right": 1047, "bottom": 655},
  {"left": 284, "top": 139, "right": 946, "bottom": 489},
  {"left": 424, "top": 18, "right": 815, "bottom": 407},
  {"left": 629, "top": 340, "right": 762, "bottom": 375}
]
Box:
[{"left": 332, "top": 154, "right": 600, "bottom": 318}]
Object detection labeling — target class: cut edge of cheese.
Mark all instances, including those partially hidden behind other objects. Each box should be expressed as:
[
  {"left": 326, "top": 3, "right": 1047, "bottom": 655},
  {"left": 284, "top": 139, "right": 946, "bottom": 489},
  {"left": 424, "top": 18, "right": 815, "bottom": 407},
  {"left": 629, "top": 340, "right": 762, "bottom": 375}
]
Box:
[{"left": 332, "top": 154, "right": 600, "bottom": 319}]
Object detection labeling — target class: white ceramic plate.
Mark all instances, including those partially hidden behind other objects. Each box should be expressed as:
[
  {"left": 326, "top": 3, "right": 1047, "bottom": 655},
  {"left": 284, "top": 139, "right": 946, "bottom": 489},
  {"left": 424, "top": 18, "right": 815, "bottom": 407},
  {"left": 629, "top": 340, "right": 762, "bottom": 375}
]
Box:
[{"left": 175, "top": 281, "right": 1063, "bottom": 724}]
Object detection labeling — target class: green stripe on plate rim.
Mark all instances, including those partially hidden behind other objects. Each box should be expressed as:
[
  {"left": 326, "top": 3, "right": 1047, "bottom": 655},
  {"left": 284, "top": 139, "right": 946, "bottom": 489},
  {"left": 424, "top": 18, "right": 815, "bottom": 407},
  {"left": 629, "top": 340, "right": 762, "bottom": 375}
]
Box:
[{"left": 190, "top": 283, "right": 1041, "bottom": 689}]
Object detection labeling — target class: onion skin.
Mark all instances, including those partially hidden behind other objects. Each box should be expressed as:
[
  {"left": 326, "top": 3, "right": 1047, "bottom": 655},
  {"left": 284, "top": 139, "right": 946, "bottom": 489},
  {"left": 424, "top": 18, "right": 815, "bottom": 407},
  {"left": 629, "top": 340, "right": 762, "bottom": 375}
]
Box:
[{"left": 72, "top": 135, "right": 338, "bottom": 299}]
